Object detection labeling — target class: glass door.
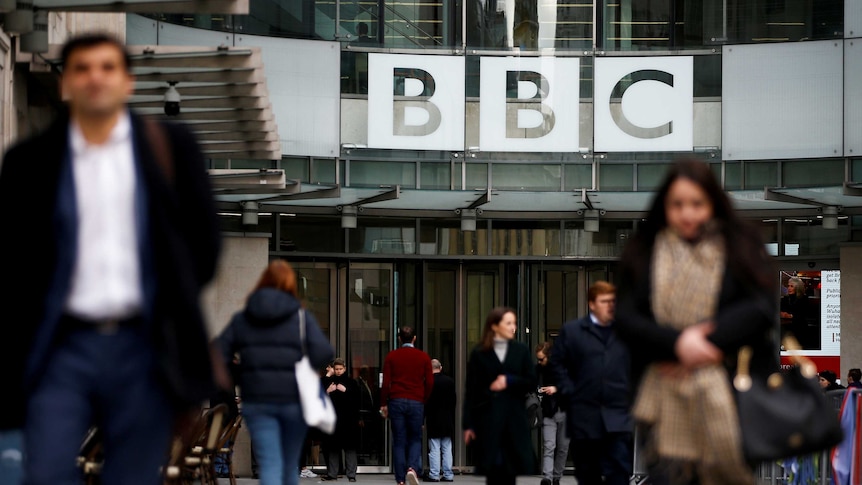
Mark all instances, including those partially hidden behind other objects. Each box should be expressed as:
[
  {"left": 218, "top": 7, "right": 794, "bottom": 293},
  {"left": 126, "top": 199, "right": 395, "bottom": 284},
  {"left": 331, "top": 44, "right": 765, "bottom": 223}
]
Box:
[
  {"left": 529, "top": 263, "right": 583, "bottom": 344},
  {"left": 346, "top": 262, "right": 394, "bottom": 472}
]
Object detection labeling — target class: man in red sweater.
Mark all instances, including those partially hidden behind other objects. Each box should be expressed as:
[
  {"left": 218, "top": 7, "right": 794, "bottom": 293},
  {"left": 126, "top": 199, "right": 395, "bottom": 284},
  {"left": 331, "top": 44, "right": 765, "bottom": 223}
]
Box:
[{"left": 380, "top": 327, "right": 434, "bottom": 485}]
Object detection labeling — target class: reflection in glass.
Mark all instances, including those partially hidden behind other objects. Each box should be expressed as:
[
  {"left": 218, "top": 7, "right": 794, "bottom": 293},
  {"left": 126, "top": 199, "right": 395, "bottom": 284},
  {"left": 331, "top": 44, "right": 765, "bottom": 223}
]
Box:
[
  {"left": 492, "top": 163, "right": 561, "bottom": 191},
  {"left": 466, "top": 0, "right": 592, "bottom": 49},
  {"left": 491, "top": 221, "right": 561, "bottom": 256},
  {"left": 347, "top": 265, "right": 392, "bottom": 466},
  {"left": 280, "top": 216, "right": 343, "bottom": 253},
  {"left": 349, "top": 161, "right": 417, "bottom": 188},
  {"left": 426, "top": 268, "right": 457, "bottom": 375},
  {"left": 782, "top": 216, "right": 850, "bottom": 256},
  {"left": 562, "top": 220, "right": 633, "bottom": 257},
  {"left": 783, "top": 160, "right": 844, "bottom": 188},
  {"left": 350, "top": 220, "right": 417, "bottom": 254}
]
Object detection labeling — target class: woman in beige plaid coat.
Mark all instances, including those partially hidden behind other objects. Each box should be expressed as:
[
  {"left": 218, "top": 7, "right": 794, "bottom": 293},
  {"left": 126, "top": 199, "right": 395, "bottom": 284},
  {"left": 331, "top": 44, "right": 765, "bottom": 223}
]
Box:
[{"left": 615, "top": 159, "right": 777, "bottom": 485}]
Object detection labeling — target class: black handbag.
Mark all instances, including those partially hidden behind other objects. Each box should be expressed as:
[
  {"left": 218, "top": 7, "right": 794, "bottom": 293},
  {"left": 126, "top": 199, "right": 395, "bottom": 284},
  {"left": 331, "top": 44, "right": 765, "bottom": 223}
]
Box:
[{"left": 733, "top": 339, "right": 844, "bottom": 464}]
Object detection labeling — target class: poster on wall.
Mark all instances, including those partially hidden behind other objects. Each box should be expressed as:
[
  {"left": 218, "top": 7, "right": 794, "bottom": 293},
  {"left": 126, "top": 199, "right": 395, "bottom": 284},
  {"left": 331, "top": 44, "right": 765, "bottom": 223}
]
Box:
[{"left": 779, "top": 269, "right": 840, "bottom": 375}]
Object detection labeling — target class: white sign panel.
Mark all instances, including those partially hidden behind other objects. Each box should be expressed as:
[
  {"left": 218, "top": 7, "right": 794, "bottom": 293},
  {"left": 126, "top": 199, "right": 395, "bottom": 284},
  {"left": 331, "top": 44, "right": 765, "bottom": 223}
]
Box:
[
  {"left": 820, "top": 270, "right": 840, "bottom": 356},
  {"left": 594, "top": 56, "right": 693, "bottom": 152},
  {"left": 368, "top": 54, "right": 465, "bottom": 150},
  {"left": 479, "top": 57, "right": 580, "bottom": 152}
]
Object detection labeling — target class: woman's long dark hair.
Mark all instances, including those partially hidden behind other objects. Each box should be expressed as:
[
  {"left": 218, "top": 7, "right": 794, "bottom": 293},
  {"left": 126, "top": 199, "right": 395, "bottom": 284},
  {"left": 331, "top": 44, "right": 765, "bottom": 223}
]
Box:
[
  {"left": 480, "top": 306, "right": 516, "bottom": 351},
  {"left": 621, "top": 158, "right": 774, "bottom": 290}
]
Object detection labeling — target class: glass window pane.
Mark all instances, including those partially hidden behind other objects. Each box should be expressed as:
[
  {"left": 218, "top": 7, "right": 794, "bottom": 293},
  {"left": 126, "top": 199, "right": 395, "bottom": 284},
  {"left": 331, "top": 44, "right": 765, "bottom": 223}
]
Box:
[
  {"left": 562, "top": 220, "right": 633, "bottom": 257},
  {"left": 782, "top": 216, "right": 850, "bottom": 256},
  {"left": 312, "top": 159, "right": 338, "bottom": 184},
  {"left": 466, "top": 163, "right": 488, "bottom": 189},
  {"left": 420, "top": 220, "right": 490, "bottom": 255},
  {"left": 349, "top": 219, "right": 417, "bottom": 254},
  {"left": 854, "top": 159, "right": 862, "bottom": 181},
  {"left": 783, "top": 160, "right": 844, "bottom": 187},
  {"left": 637, "top": 163, "right": 672, "bottom": 191},
  {"left": 491, "top": 221, "right": 561, "bottom": 256},
  {"left": 420, "top": 162, "right": 451, "bottom": 190},
  {"left": 564, "top": 164, "right": 593, "bottom": 190},
  {"left": 725, "top": 162, "right": 742, "bottom": 190},
  {"left": 492, "top": 164, "right": 561, "bottom": 191},
  {"left": 466, "top": 0, "right": 593, "bottom": 50},
  {"left": 349, "top": 161, "right": 416, "bottom": 188},
  {"left": 280, "top": 216, "right": 343, "bottom": 253},
  {"left": 744, "top": 161, "right": 778, "bottom": 189},
  {"left": 282, "top": 157, "right": 309, "bottom": 183},
  {"left": 599, "top": 164, "right": 633, "bottom": 191},
  {"left": 228, "top": 159, "right": 277, "bottom": 169},
  {"left": 747, "top": 218, "right": 779, "bottom": 256}
]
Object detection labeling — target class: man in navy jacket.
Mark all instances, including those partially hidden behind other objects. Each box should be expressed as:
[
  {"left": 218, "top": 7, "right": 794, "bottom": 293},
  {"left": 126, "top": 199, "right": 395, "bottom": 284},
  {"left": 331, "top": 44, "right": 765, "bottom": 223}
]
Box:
[
  {"left": 550, "top": 281, "right": 632, "bottom": 485},
  {"left": 0, "top": 33, "right": 221, "bottom": 484}
]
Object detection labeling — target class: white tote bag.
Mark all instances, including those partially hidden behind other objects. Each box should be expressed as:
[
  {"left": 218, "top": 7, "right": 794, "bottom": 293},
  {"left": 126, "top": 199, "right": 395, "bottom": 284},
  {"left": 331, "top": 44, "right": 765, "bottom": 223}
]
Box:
[{"left": 295, "top": 310, "right": 337, "bottom": 434}]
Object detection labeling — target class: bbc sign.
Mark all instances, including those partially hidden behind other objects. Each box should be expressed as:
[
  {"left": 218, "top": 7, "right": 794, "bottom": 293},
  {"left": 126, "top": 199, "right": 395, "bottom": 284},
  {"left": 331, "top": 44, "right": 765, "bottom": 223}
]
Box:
[{"left": 367, "top": 54, "right": 693, "bottom": 153}]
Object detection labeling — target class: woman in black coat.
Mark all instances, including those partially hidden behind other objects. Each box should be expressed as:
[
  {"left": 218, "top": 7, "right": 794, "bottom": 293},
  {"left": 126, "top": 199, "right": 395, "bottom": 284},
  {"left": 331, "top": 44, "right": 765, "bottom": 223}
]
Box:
[
  {"left": 322, "top": 358, "right": 361, "bottom": 481},
  {"left": 463, "top": 307, "right": 537, "bottom": 485}
]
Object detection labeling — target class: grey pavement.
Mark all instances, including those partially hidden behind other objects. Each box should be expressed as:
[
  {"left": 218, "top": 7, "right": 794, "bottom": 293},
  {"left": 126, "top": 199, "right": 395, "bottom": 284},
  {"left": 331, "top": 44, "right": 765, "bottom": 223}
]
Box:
[{"left": 218, "top": 474, "right": 553, "bottom": 485}]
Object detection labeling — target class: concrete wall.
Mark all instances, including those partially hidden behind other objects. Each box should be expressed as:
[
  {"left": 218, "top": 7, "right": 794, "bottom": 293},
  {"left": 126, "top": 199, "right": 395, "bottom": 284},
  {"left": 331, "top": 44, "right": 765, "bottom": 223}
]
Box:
[{"left": 840, "top": 244, "right": 862, "bottom": 380}]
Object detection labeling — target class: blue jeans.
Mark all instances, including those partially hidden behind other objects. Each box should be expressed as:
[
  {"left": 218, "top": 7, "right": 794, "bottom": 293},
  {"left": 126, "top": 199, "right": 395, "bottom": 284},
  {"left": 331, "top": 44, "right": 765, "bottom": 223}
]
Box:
[
  {"left": 0, "top": 429, "right": 23, "bottom": 485},
  {"left": 243, "top": 402, "right": 307, "bottom": 485},
  {"left": 388, "top": 398, "right": 424, "bottom": 483},
  {"left": 24, "top": 326, "right": 173, "bottom": 485},
  {"left": 428, "top": 437, "right": 453, "bottom": 480}
]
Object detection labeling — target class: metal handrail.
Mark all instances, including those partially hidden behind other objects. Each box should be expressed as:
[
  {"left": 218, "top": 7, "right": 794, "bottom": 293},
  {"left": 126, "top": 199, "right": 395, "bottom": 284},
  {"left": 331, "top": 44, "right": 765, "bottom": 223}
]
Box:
[{"left": 341, "top": 0, "right": 443, "bottom": 47}]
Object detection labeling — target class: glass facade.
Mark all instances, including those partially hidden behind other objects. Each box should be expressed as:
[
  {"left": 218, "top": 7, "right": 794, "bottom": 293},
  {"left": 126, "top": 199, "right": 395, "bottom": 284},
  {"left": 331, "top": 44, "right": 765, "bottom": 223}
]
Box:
[
  {"left": 135, "top": 2, "right": 862, "bottom": 475},
  {"left": 146, "top": 1, "right": 843, "bottom": 48}
]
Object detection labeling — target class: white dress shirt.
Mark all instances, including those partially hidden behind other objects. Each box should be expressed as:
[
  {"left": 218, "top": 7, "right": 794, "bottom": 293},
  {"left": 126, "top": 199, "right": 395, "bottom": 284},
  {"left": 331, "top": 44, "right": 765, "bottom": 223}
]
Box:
[{"left": 65, "top": 111, "right": 143, "bottom": 320}]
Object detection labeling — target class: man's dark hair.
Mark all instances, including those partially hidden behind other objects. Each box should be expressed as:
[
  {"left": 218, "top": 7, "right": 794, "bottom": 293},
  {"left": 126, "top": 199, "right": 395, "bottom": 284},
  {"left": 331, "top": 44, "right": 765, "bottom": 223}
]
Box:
[
  {"left": 849, "top": 368, "right": 861, "bottom": 383},
  {"left": 61, "top": 33, "right": 132, "bottom": 73},
  {"left": 398, "top": 326, "right": 416, "bottom": 343}
]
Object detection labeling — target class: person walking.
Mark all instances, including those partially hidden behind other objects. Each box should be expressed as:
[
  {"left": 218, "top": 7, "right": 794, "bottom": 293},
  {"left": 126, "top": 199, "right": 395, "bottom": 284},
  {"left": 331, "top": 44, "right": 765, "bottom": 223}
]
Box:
[
  {"left": 380, "top": 327, "right": 434, "bottom": 485},
  {"left": 425, "top": 359, "right": 456, "bottom": 482},
  {"left": 216, "top": 259, "right": 334, "bottom": 485},
  {"left": 322, "top": 358, "right": 361, "bottom": 482},
  {"left": 535, "top": 342, "right": 569, "bottom": 485},
  {"left": 615, "top": 159, "right": 776, "bottom": 485},
  {"left": 463, "top": 307, "right": 537, "bottom": 485},
  {"left": 0, "top": 33, "right": 222, "bottom": 485},
  {"left": 549, "top": 282, "right": 631, "bottom": 485}
]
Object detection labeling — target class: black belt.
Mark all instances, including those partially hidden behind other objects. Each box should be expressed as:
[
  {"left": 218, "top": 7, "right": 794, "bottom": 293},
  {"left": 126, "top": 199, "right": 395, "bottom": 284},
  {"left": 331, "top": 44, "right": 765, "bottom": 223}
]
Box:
[{"left": 60, "top": 313, "right": 143, "bottom": 335}]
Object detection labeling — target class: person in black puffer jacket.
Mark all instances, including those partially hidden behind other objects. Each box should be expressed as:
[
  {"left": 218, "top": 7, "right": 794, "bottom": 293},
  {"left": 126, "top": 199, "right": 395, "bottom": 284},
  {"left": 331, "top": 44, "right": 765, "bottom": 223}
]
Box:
[{"left": 217, "top": 259, "right": 334, "bottom": 485}]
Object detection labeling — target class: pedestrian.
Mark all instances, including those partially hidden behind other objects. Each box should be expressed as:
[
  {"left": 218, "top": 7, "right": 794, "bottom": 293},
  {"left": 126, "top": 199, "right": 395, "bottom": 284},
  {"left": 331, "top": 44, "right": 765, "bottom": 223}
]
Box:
[
  {"left": 463, "top": 307, "right": 537, "bottom": 485},
  {"left": 425, "top": 359, "right": 456, "bottom": 482},
  {"left": 216, "top": 259, "right": 334, "bottom": 485},
  {"left": 549, "top": 282, "right": 631, "bottom": 485},
  {"left": 819, "top": 370, "right": 846, "bottom": 392},
  {"left": 0, "top": 32, "right": 222, "bottom": 485},
  {"left": 535, "top": 342, "right": 569, "bottom": 485},
  {"left": 380, "top": 327, "right": 434, "bottom": 485},
  {"left": 322, "top": 358, "right": 361, "bottom": 482},
  {"left": 847, "top": 368, "right": 862, "bottom": 389},
  {"left": 615, "top": 158, "right": 776, "bottom": 485}
]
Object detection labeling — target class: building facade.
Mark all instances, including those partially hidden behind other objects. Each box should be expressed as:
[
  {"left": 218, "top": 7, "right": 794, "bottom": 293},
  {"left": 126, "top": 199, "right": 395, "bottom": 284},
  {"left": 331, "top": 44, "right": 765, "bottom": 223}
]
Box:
[{"left": 3, "top": 0, "right": 861, "bottom": 474}]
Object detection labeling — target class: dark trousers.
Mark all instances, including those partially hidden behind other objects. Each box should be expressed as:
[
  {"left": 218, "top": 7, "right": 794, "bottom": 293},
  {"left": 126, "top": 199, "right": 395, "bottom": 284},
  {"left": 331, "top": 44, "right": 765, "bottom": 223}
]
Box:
[
  {"left": 570, "top": 432, "right": 632, "bottom": 485},
  {"left": 24, "top": 324, "right": 173, "bottom": 485}
]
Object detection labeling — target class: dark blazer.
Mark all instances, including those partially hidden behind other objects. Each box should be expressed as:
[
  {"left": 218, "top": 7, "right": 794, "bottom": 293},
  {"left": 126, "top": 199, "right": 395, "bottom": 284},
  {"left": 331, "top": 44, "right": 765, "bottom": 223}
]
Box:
[
  {"left": 615, "top": 256, "right": 778, "bottom": 386},
  {"left": 463, "top": 341, "right": 537, "bottom": 476},
  {"left": 0, "top": 111, "right": 221, "bottom": 429},
  {"left": 425, "top": 372, "right": 456, "bottom": 438},
  {"left": 550, "top": 316, "right": 632, "bottom": 440}
]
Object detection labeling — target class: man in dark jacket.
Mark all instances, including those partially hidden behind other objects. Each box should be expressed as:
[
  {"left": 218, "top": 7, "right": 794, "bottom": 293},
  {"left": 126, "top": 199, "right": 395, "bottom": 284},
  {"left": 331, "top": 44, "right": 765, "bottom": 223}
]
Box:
[
  {"left": 0, "top": 33, "right": 221, "bottom": 485},
  {"left": 323, "top": 358, "right": 361, "bottom": 481},
  {"left": 550, "top": 281, "right": 632, "bottom": 485},
  {"left": 425, "top": 359, "right": 456, "bottom": 482}
]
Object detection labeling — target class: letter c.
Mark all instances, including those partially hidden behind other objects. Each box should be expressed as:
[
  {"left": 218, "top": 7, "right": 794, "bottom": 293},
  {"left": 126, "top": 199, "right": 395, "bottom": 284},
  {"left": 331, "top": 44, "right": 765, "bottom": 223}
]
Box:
[{"left": 610, "top": 69, "right": 673, "bottom": 139}]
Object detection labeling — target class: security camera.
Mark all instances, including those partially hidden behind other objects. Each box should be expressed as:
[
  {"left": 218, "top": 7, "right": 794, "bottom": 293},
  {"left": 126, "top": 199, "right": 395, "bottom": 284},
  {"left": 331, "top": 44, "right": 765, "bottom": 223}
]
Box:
[
  {"left": 164, "top": 82, "right": 180, "bottom": 116},
  {"left": 808, "top": 261, "right": 816, "bottom": 269}
]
